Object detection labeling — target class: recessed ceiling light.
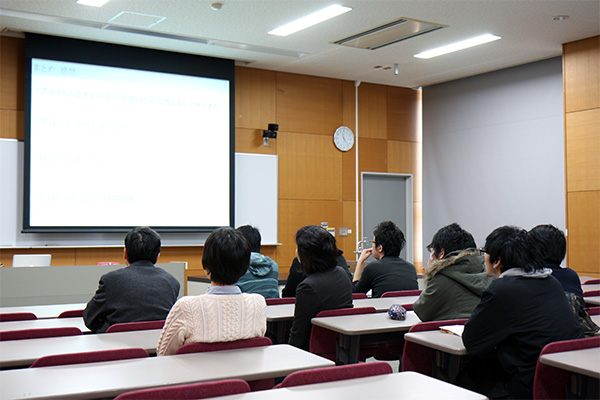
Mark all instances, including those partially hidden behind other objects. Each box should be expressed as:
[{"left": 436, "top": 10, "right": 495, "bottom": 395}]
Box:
[
  {"left": 76, "top": 0, "right": 111, "bottom": 7},
  {"left": 268, "top": 4, "right": 352, "bottom": 37},
  {"left": 552, "top": 15, "right": 569, "bottom": 21},
  {"left": 414, "top": 33, "right": 501, "bottom": 59}
]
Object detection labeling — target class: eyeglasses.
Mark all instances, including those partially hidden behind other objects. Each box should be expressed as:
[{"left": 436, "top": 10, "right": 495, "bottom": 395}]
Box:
[{"left": 478, "top": 248, "right": 488, "bottom": 256}]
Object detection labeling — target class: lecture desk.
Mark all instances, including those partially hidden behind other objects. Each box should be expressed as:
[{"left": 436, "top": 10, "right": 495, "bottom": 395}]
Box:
[
  {"left": 265, "top": 295, "right": 420, "bottom": 344},
  {"left": 540, "top": 347, "right": 600, "bottom": 399},
  {"left": 0, "top": 317, "right": 89, "bottom": 334},
  {"left": 0, "top": 329, "right": 162, "bottom": 369},
  {"left": 582, "top": 284, "right": 600, "bottom": 291},
  {"left": 0, "top": 303, "right": 86, "bottom": 319},
  {"left": 310, "top": 310, "right": 422, "bottom": 364},
  {"left": 0, "top": 344, "right": 335, "bottom": 400},
  {"left": 207, "top": 371, "right": 488, "bottom": 400},
  {"left": 585, "top": 296, "right": 600, "bottom": 306}
]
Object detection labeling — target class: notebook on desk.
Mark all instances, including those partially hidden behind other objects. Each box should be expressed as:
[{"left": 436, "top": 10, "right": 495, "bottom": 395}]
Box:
[{"left": 439, "top": 325, "right": 464, "bottom": 337}]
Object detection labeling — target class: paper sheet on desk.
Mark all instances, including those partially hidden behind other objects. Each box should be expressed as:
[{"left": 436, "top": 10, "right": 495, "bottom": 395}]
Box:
[{"left": 439, "top": 325, "right": 464, "bottom": 336}]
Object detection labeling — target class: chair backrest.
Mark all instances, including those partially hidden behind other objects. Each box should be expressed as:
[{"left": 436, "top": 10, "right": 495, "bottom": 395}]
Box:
[
  {"left": 587, "top": 306, "right": 600, "bottom": 316},
  {"left": 0, "top": 312, "right": 37, "bottom": 322},
  {"left": 0, "top": 327, "right": 82, "bottom": 341},
  {"left": 175, "top": 337, "right": 273, "bottom": 391},
  {"left": 265, "top": 297, "right": 295, "bottom": 305},
  {"left": 533, "top": 336, "right": 600, "bottom": 400},
  {"left": 309, "top": 307, "right": 377, "bottom": 363},
  {"left": 583, "top": 279, "right": 600, "bottom": 285},
  {"left": 583, "top": 290, "right": 600, "bottom": 297},
  {"left": 30, "top": 348, "right": 149, "bottom": 368},
  {"left": 352, "top": 293, "right": 368, "bottom": 299},
  {"left": 275, "top": 361, "right": 393, "bottom": 388},
  {"left": 12, "top": 254, "right": 51, "bottom": 267},
  {"left": 114, "top": 379, "right": 251, "bottom": 400},
  {"left": 381, "top": 289, "right": 422, "bottom": 297},
  {"left": 57, "top": 309, "right": 84, "bottom": 318},
  {"left": 105, "top": 320, "right": 165, "bottom": 333},
  {"left": 401, "top": 318, "right": 468, "bottom": 375},
  {"left": 175, "top": 336, "right": 273, "bottom": 354}
]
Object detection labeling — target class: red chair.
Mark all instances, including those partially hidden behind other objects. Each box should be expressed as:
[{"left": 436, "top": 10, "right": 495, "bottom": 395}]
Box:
[
  {"left": 381, "top": 289, "right": 422, "bottom": 297},
  {"left": 583, "top": 290, "right": 600, "bottom": 307},
  {"left": 533, "top": 336, "right": 600, "bottom": 400},
  {"left": 401, "top": 319, "right": 468, "bottom": 376},
  {"left": 352, "top": 293, "right": 368, "bottom": 299},
  {"left": 30, "top": 348, "right": 149, "bottom": 368},
  {"left": 587, "top": 307, "right": 600, "bottom": 315},
  {"left": 114, "top": 379, "right": 251, "bottom": 400},
  {"left": 105, "top": 320, "right": 165, "bottom": 333},
  {"left": 0, "top": 312, "right": 37, "bottom": 322},
  {"left": 0, "top": 327, "right": 82, "bottom": 341},
  {"left": 274, "top": 361, "right": 393, "bottom": 388},
  {"left": 266, "top": 297, "right": 295, "bottom": 305},
  {"left": 57, "top": 309, "right": 84, "bottom": 318},
  {"left": 583, "top": 279, "right": 600, "bottom": 285},
  {"left": 175, "top": 337, "right": 273, "bottom": 391},
  {"left": 309, "top": 307, "right": 378, "bottom": 364}
]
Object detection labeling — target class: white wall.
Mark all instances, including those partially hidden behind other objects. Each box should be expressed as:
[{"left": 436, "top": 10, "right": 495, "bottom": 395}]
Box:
[{"left": 422, "top": 57, "right": 565, "bottom": 264}]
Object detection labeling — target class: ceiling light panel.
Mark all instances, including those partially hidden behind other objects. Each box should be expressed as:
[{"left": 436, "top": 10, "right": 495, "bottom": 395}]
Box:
[
  {"left": 76, "top": 0, "right": 111, "bottom": 7},
  {"left": 334, "top": 18, "right": 445, "bottom": 50},
  {"left": 414, "top": 33, "right": 501, "bottom": 59},
  {"left": 269, "top": 4, "right": 352, "bottom": 36},
  {"left": 107, "top": 11, "right": 166, "bottom": 29}
]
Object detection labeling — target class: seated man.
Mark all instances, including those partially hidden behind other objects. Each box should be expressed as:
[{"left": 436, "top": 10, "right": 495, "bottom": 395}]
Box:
[
  {"left": 462, "top": 226, "right": 583, "bottom": 399},
  {"left": 235, "top": 225, "right": 280, "bottom": 299},
  {"left": 413, "top": 223, "right": 494, "bottom": 321},
  {"left": 528, "top": 224, "right": 584, "bottom": 304},
  {"left": 157, "top": 227, "right": 266, "bottom": 356},
  {"left": 83, "top": 227, "right": 180, "bottom": 333},
  {"left": 353, "top": 221, "right": 417, "bottom": 298}
]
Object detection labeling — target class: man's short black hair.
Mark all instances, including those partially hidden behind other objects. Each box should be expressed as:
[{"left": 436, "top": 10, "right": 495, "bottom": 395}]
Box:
[
  {"left": 427, "top": 223, "right": 476, "bottom": 258},
  {"left": 236, "top": 225, "right": 261, "bottom": 253},
  {"left": 296, "top": 225, "right": 338, "bottom": 274},
  {"left": 373, "top": 221, "right": 405, "bottom": 257},
  {"left": 528, "top": 224, "right": 566, "bottom": 265},
  {"left": 484, "top": 225, "right": 545, "bottom": 273},
  {"left": 124, "top": 227, "right": 161, "bottom": 264},
  {"left": 202, "top": 227, "right": 250, "bottom": 285}
]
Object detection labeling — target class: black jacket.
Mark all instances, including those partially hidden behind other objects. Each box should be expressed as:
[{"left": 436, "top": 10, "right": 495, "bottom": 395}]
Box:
[
  {"left": 288, "top": 266, "right": 353, "bottom": 350},
  {"left": 83, "top": 261, "right": 180, "bottom": 333},
  {"left": 352, "top": 255, "right": 418, "bottom": 298},
  {"left": 462, "top": 273, "right": 584, "bottom": 399}
]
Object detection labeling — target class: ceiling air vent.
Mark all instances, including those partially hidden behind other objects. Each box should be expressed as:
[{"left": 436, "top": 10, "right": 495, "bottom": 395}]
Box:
[{"left": 334, "top": 18, "right": 445, "bottom": 50}]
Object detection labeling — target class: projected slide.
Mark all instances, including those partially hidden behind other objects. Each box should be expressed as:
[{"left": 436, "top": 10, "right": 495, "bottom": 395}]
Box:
[{"left": 29, "top": 58, "right": 231, "bottom": 229}]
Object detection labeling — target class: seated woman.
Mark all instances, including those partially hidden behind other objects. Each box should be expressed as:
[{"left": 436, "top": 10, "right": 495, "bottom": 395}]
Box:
[
  {"left": 157, "top": 227, "right": 267, "bottom": 356},
  {"left": 288, "top": 225, "right": 353, "bottom": 350}
]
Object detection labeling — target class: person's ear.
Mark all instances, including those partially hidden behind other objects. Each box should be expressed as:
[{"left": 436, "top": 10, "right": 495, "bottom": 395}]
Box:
[
  {"left": 438, "top": 249, "right": 445, "bottom": 259},
  {"left": 123, "top": 248, "right": 128, "bottom": 262},
  {"left": 492, "top": 258, "right": 503, "bottom": 277}
]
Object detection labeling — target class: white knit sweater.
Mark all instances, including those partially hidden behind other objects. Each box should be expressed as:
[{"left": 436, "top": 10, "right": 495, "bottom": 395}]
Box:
[{"left": 156, "top": 293, "right": 267, "bottom": 356}]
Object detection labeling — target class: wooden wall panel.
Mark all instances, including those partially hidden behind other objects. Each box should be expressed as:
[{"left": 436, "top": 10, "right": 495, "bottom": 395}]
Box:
[
  {"left": 387, "top": 140, "right": 422, "bottom": 203},
  {"left": 358, "top": 137, "right": 387, "bottom": 173},
  {"left": 387, "top": 86, "right": 421, "bottom": 142},
  {"left": 0, "top": 37, "right": 24, "bottom": 113},
  {"left": 357, "top": 83, "right": 387, "bottom": 139},
  {"left": 564, "top": 36, "right": 600, "bottom": 277},
  {"left": 564, "top": 36, "right": 600, "bottom": 113},
  {"left": 565, "top": 109, "right": 600, "bottom": 192},
  {"left": 0, "top": 248, "right": 76, "bottom": 267},
  {"left": 278, "top": 131, "right": 342, "bottom": 200},
  {"left": 0, "top": 109, "right": 23, "bottom": 140},
  {"left": 278, "top": 199, "right": 344, "bottom": 270},
  {"left": 235, "top": 67, "right": 276, "bottom": 130},
  {"left": 567, "top": 191, "right": 599, "bottom": 274},
  {"left": 341, "top": 200, "right": 358, "bottom": 260},
  {"left": 276, "top": 72, "right": 343, "bottom": 135},
  {"left": 235, "top": 127, "right": 277, "bottom": 154}
]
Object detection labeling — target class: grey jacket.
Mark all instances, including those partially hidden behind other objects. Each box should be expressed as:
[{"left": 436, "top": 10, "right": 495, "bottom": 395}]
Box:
[{"left": 413, "top": 249, "right": 494, "bottom": 321}]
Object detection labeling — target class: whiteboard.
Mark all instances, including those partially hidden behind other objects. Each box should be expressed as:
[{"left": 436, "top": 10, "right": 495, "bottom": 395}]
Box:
[
  {"left": 0, "top": 140, "right": 278, "bottom": 247},
  {"left": 234, "top": 153, "right": 278, "bottom": 244}
]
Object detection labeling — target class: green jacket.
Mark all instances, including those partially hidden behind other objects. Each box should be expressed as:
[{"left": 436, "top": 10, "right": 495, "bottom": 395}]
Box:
[{"left": 413, "top": 249, "right": 494, "bottom": 322}]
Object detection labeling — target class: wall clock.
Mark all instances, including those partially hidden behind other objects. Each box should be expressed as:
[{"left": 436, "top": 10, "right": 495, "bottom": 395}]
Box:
[{"left": 333, "top": 126, "right": 354, "bottom": 152}]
